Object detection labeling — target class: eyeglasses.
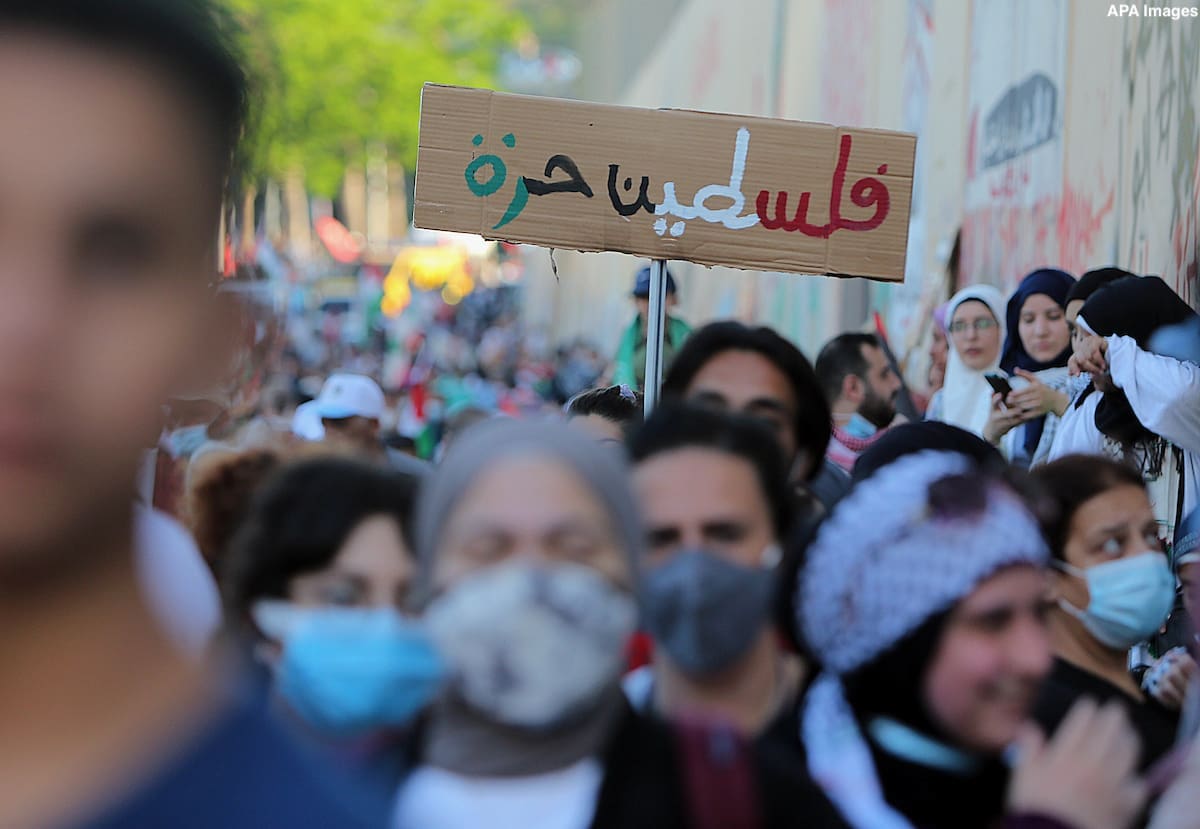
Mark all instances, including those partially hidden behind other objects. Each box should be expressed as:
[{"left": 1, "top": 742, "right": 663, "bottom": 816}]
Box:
[{"left": 949, "top": 319, "right": 999, "bottom": 335}]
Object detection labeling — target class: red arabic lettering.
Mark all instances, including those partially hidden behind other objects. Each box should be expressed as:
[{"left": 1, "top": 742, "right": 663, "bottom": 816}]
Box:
[{"left": 755, "top": 134, "right": 891, "bottom": 237}]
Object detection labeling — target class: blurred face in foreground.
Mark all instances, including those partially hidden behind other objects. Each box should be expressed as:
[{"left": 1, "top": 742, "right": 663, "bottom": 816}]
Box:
[
  {"left": 0, "top": 32, "right": 220, "bottom": 573},
  {"left": 923, "top": 565, "right": 1053, "bottom": 753},
  {"left": 431, "top": 456, "right": 630, "bottom": 593}
]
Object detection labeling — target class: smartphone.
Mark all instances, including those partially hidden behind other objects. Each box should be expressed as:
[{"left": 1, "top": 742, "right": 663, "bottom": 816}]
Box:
[{"left": 984, "top": 373, "right": 1013, "bottom": 398}]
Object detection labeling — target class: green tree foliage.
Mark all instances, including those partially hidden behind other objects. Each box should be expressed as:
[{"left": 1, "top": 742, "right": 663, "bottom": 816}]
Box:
[{"left": 228, "top": 0, "right": 529, "bottom": 196}]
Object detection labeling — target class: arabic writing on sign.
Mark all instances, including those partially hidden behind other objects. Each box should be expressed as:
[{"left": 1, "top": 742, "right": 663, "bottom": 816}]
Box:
[
  {"left": 755, "top": 134, "right": 890, "bottom": 238},
  {"left": 462, "top": 129, "right": 892, "bottom": 239},
  {"left": 464, "top": 132, "right": 594, "bottom": 230}
]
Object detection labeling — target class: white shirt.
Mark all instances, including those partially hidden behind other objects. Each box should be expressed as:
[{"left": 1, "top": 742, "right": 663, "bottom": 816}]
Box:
[
  {"left": 394, "top": 758, "right": 604, "bottom": 829},
  {"left": 1048, "top": 335, "right": 1200, "bottom": 524}
]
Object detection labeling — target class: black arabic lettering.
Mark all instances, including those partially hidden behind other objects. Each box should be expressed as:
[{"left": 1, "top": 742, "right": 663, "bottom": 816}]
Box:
[
  {"left": 607, "top": 165, "right": 657, "bottom": 216},
  {"left": 523, "top": 155, "right": 594, "bottom": 198}
]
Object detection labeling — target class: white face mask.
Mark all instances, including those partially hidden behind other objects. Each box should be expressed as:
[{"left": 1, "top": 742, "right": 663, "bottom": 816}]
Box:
[
  {"left": 424, "top": 561, "right": 636, "bottom": 731},
  {"left": 1055, "top": 552, "right": 1176, "bottom": 649}
]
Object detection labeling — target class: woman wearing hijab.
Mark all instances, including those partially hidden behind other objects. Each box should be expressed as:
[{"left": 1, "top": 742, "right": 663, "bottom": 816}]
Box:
[
  {"left": 1063, "top": 267, "right": 1136, "bottom": 325},
  {"left": 797, "top": 451, "right": 1146, "bottom": 829},
  {"left": 394, "top": 418, "right": 840, "bottom": 829},
  {"left": 1048, "top": 275, "right": 1200, "bottom": 531},
  {"left": 925, "top": 285, "right": 1006, "bottom": 438},
  {"left": 985, "top": 269, "right": 1081, "bottom": 468}
]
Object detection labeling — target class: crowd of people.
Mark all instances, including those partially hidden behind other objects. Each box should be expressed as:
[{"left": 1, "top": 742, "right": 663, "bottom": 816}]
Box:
[{"left": 3, "top": 3, "right": 1200, "bottom": 829}]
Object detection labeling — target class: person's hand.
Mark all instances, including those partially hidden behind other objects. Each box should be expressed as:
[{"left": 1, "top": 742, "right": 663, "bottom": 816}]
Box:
[
  {"left": 1074, "top": 333, "right": 1109, "bottom": 376},
  {"left": 1143, "top": 648, "right": 1197, "bottom": 712},
  {"left": 1010, "top": 370, "right": 1071, "bottom": 418},
  {"left": 1008, "top": 699, "right": 1146, "bottom": 829},
  {"left": 983, "top": 392, "right": 1039, "bottom": 445},
  {"left": 1148, "top": 734, "right": 1200, "bottom": 829}
]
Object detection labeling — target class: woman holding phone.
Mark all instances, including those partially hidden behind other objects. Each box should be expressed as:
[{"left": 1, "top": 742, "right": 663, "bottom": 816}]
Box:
[{"left": 982, "top": 269, "right": 1081, "bottom": 467}]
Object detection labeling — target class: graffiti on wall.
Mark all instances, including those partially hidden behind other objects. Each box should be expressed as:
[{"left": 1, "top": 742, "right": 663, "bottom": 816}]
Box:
[
  {"left": 892, "top": 0, "right": 936, "bottom": 372},
  {"left": 962, "top": 0, "right": 1068, "bottom": 291},
  {"left": 981, "top": 73, "right": 1058, "bottom": 169},
  {"left": 1121, "top": 19, "right": 1200, "bottom": 302},
  {"left": 820, "top": 0, "right": 875, "bottom": 128}
]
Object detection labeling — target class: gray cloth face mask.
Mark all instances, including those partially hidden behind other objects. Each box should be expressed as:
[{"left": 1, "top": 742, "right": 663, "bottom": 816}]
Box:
[{"left": 640, "top": 546, "right": 778, "bottom": 677}]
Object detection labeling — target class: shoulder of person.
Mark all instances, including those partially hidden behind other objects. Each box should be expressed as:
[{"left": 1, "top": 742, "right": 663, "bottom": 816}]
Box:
[
  {"left": 82, "top": 695, "right": 381, "bottom": 829},
  {"left": 752, "top": 739, "right": 848, "bottom": 828},
  {"left": 590, "top": 706, "right": 686, "bottom": 829},
  {"left": 1028, "top": 660, "right": 1087, "bottom": 741}
]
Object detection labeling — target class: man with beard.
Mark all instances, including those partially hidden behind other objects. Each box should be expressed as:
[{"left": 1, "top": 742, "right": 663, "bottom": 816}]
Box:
[{"left": 815, "top": 333, "right": 904, "bottom": 474}]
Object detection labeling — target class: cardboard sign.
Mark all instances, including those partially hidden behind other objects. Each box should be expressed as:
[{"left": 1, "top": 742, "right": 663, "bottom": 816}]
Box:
[{"left": 414, "top": 84, "right": 916, "bottom": 281}]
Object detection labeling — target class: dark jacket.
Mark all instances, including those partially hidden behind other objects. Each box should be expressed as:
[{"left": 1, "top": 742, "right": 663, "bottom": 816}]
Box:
[
  {"left": 590, "top": 703, "right": 843, "bottom": 828},
  {"left": 1032, "top": 658, "right": 1179, "bottom": 771}
]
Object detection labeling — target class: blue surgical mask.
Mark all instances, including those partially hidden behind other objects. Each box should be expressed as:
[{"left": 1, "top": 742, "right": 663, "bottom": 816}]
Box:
[
  {"left": 844, "top": 413, "right": 879, "bottom": 440},
  {"left": 165, "top": 423, "right": 208, "bottom": 457},
  {"left": 640, "top": 545, "right": 778, "bottom": 677},
  {"left": 1055, "top": 552, "right": 1176, "bottom": 650},
  {"left": 252, "top": 602, "right": 446, "bottom": 736}
]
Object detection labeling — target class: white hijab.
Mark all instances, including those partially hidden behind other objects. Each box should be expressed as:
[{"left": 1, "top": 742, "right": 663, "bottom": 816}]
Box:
[{"left": 937, "top": 285, "right": 1006, "bottom": 437}]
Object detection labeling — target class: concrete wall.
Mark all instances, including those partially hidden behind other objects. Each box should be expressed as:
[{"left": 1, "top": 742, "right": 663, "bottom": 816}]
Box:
[{"left": 521, "top": 0, "right": 1200, "bottom": 370}]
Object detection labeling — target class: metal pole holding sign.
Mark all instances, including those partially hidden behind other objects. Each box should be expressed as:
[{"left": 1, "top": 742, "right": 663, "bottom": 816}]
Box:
[{"left": 643, "top": 259, "right": 669, "bottom": 415}]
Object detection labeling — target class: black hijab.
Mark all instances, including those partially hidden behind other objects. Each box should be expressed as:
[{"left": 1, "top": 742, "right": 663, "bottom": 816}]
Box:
[
  {"left": 1065, "top": 266, "right": 1135, "bottom": 309},
  {"left": 1000, "top": 269, "right": 1076, "bottom": 458},
  {"left": 1001, "top": 269, "right": 1076, "bottom": 374},
  {"left": 1078, "top": 276, "right": 1198, "bottom": 446},
  {"left": 841, "top": 604, "right": 1010, "bottom": 828}
]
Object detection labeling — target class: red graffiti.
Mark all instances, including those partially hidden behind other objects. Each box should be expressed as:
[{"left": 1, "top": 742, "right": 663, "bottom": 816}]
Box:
[
  {"left": 1056, "top": 182, "right": 1116, "bottom": 275},
  {"left": 821, "top": 0, "right": 873, "bottom": 126},
  {"left": 755, "top": 134, "right": 891, "bottom": 238},
  {"left": 963, "top": 196, "right": 1062, "bottom": 291},
  {"left": 988, "top": 165, "right": 1031, "bottom": 200},
  {"left": 1169, "top": 143, "right": 1200, "bottom": 304}
]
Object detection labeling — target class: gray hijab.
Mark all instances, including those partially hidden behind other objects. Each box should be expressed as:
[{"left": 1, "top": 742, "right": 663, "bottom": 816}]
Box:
[
  {"left": 414, "top": 417, "right": 645, "bottom": 601},
  {"left": 412, "top": 418, "right": 644, "bottom": 777}
]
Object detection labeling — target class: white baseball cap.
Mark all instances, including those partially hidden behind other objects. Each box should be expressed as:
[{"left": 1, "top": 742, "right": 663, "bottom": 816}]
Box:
[
  {"left": 291, "top": 399, "right": 326, "bottom": 440},
  {"left": 313, "top": 373, "right": 386, "bottom": 421}
]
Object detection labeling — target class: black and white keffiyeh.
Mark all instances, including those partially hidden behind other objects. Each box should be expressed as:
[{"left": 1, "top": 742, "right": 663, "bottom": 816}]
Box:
[{"left": 796, "top": 451, "right": 1049, "bottom": 829}]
